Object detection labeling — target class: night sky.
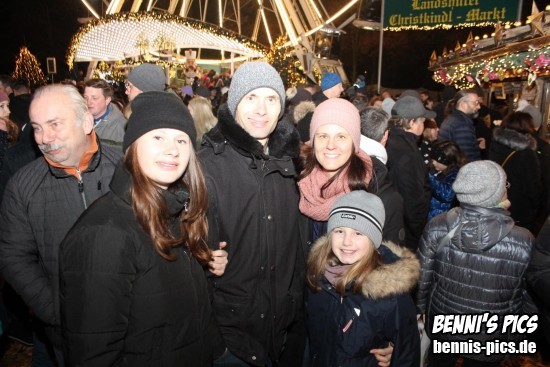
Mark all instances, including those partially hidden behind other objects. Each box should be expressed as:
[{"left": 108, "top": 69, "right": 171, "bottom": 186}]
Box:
[{"left": 0, "top": 0, "right": 546, "bottom": 90}]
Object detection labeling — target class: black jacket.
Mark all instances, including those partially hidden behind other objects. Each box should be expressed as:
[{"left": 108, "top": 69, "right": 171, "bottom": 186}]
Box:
[
  {"left": 527, "top": 215, "right": 550, "bottom": 346},
  {"left": 60, "top": 164, "right": 224, "bottom": 366},
  {"left": 369, "top": 156, "right": 405, "bottom": 245},
  {"left": 489, "top": 127, "right": 542, "bottom": 233},
  {"left": 386, "top": 126, "right": 430, "bottom": 250},
  {"left": 307, "top": 240, "right": 420, "bottom": 367},
  {"left": 0, "top": 141, "right": 121, "bottom": 347},
  {"left": 418, "top": 205, "right": 534, "bottom": 362},
  {"left": 198, "top": 105, "right": 306, "bottom": 366}
]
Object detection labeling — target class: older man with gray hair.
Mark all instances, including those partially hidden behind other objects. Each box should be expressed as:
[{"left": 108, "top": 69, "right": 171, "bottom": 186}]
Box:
[{"left": 0, "top": 84, "right": 122, "bottom": 366}]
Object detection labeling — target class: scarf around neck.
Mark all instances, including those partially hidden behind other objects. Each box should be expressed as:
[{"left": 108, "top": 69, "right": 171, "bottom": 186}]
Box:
[
  {"left": 298, "top": 149, "right": 372, "bottom": 221},
  {"left": 324, "top": 264, "right": 352, "bottom": 287}
]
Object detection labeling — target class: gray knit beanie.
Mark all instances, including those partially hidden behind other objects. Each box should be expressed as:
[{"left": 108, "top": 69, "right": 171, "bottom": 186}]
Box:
[
  {"left": 328, "top": 191, "right": 385, "bottom": 249},
  {"left": 128, "top": 64, "right": 165, "bottom": 92},
  {"left": 227, "top": 62, "right": 285, "bottom": 119},
  {"left": 123, "top": 91, "right": 196, "bottom": 152},
  {"left": 452, "top": 160, "right": 507, "bottom": 208}
]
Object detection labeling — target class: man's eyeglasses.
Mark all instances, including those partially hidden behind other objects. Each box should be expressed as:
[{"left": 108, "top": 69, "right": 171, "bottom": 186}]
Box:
[{"left": 463, "top": 99, "right": 480, "bottom": 106}]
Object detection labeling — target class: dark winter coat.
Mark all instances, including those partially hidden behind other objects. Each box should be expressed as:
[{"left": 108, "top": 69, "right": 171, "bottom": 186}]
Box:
[
  {"left": 535, "top": 134, "right": 550, "bottom": 232},
  {"left": 0, "top": 126, "right": 41, "bottom": 200},
  {"left": 60, "top": 163, "right": 224, "bottom": 366},
  {"left": 386, "top": 126, "right": 430, "bottom": 251},
  {"left": 427, "top": 168, "right": 458, "bottom": 220},
  {"left": 0, "top": 141, "right": 121, "bottom": 347},
  {"left": 307, "top": 240, "right": 420, "bottom": 367},
  {"left": 439, "top": 110, "right": 481, "bottom": 162},
  {"left": 489, "top": 127, "right": 542, "bottom": 232},
  {"left": 527, "top": 215, "right": 550, "bottom": 346},
  {"left": 198, "top": 105, "right": 306, "bottom": 366},
  {"left": 418, "top": 204, "right": 534, "bottom": 362},
  {"left": 369, "top": 156, "right": 405, "bottom": 245}
]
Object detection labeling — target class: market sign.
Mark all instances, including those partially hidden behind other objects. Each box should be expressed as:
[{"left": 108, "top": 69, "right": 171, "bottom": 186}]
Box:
[{"left": 384, "top": 0, "right": 520, "bottom": 30}]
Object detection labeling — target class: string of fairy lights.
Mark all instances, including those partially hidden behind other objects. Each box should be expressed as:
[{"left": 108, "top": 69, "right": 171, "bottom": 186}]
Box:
[
  {"left": 66, "top": 11, "right": 267, "bottom": 70},
  {"left": 12, "top": 47, "right": 47, "bottom": 89},
  {"left": 434, "top": 46, "right": 550, "bottom": 88}
]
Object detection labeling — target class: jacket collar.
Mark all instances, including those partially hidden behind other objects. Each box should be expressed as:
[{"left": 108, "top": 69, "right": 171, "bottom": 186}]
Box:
[
  {"left": 47, "top": 132, "right": 102, "bottom": 178},
  {"left": 311, "top": 237, "right": 419, "bottom": 299},
  {"left": 109, "top": 161, "right": 190, "bottom": 217},
  {"left": 203, "top": 104, "right": 301, "bottom": 160},
  {"left": 493, "top": 127, "right": 537, "bottom": 151}
]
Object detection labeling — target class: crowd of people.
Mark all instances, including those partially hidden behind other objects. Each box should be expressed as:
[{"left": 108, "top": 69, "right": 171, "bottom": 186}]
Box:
[{"left": 0, "top": 60, "right": 547, "bottom": 367}]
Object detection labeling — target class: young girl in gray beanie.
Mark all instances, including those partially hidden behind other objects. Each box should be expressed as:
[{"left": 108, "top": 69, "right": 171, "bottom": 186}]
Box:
[{"left": 305, "top": 190, "right": 420, "bottom": 366}]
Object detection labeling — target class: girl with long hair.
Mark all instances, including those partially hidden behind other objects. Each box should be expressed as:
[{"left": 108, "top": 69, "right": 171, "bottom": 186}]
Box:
[
  {"left": 60, "top": 92, "right": 226, "bottom": 366},
  {"left": 298, "top": 98, "right": 373, "bottom": 241},
  {"left": 427, "top": 139, "right": 467, "bottom": 220},
  {"left": 306, "top": 191, "right": 420, "bottom": 366}
]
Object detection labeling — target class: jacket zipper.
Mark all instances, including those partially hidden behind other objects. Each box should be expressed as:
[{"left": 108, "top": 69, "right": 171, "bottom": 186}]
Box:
[{"left": 75, "top": 168, "right": 87, "bottom": 209}]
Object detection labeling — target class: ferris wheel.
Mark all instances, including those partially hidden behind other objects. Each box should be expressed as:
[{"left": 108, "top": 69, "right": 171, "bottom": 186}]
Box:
[{"left": 74, "top": 0, "right": 359, "bottom": 81}]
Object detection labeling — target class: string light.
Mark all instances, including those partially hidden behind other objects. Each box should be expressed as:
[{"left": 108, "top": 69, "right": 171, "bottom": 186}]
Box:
[
  {"left": 433, "top": 46, "right": 550, "bottom": 87},
  {"left": 265, "top": 36, "right": 306, "bottom": 87},
  {"left": 66, "top": 11, "right": 267, "bottom": 69},
  {"left": 11, "top": 46, "right": 47, "bottom": 89}
]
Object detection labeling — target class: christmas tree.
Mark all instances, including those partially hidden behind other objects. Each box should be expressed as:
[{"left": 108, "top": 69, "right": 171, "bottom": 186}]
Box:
[
  {"left": 266, "top": 36, "right": 306, "bottom": 88},
  {"left": 12, "top": 46, "right": 47, "bottom": 89}
]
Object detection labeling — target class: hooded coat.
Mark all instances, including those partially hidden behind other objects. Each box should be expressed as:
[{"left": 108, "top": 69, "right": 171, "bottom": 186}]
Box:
[
  {"left": 60, "top": 164, "right": 224, "bottom": 366},
  {"left": 489, "top": 127, "right": 542, "bottom": 232},
  {"left": 198, "top": 105, "right": 306, "bottom": 366},
  {"left": 418, "top": 204, "right": 534, "bottom": 362},
  {"left": 307, "top": 240, "right": 420, "bottom": 367}
]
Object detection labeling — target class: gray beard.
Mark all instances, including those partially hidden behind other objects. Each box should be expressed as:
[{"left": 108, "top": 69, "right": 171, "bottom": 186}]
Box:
[{"left": 468, "top": 111, "right": 479, "bottom": 119}]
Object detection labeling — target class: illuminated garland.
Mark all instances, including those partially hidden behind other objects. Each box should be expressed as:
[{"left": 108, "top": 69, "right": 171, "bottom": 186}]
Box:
[
  {"left": 433, "top": 46, "right": 550, "bottom": 87},
  {"left": 12, "top": 46, "right": 47, "bottom": 88},
  {"left": 66, "top": 11, "right": 267, "bottom": 69},
  {"left": 266, "top": 36, "right": 306, "bottom": 87},
  {"left": 385, "top": 21, "right": 509, "bottom": 32}
]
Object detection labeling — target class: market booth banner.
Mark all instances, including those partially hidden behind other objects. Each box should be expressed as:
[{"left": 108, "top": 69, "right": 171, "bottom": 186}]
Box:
[{"left": 384, "top": 0, "right": 519, "bottom": 30}]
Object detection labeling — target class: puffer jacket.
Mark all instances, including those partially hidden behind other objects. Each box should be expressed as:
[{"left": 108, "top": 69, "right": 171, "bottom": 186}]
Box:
[
  {"left": 489, "top": 127, "right": 542, "bottom": 233},
  {"left": 307, "top": 240, "right": 420, "bottom": 367},
  {"left": 198, "top": 105, "right": 306, "bottom": 366},
  {"left": 60, "top": 163, "right": 224, "bottom": 366},
  {"left": 418, "top": 204, "right": 534, "bottom": 362},
  {"left": 439, "top": 110, "right": 481, "bottom": 162},
  {"left": 0, "top": 141, "right": 121, "bottom": 347},
  {"left": 427, "top": 168, "right": 458, "bottom": 220}
]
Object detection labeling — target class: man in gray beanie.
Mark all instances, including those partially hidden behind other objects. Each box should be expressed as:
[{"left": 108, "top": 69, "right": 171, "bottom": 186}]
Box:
[
  {"left": 418, "top": 159, "right": 534, "bottom": 367},
  {"left": 198, "top": 61, "right": 305, "bottom": 366},
  {"left": 126, "top": 63, "right": 166, "bottom": 102}
]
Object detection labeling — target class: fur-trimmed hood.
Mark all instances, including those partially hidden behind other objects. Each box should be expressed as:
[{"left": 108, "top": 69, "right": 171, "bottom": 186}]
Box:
[
  {"left": 310, "top": 237, "right": 420, "bottom": 299},
  {"left": 293, "top": 101, "right": 316, "bottom": 124},
  {"left": 203, "top": 103, "right": 301, "bottom": 159},
  {"left": 493, "top": 127, "right": 537, "bottom": 151}
]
